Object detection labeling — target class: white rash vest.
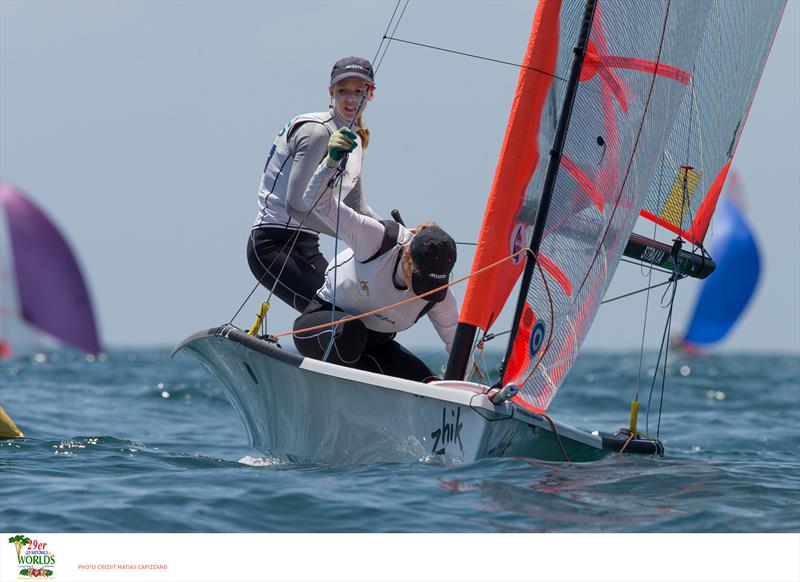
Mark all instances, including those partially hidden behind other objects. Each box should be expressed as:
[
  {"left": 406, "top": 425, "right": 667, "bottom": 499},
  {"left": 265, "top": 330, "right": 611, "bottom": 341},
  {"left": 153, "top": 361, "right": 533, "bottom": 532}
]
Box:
[{"left": 303, "top": 163, "right": 459, "bottom": 352}]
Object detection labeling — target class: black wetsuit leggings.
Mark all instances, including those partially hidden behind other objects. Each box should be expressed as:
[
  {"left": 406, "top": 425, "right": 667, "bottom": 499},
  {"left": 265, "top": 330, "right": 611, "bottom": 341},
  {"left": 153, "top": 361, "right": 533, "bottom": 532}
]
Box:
[
  {"left": 293, "top": 298, "right": 438, "bottom": 383},
  {"left": 246, "top": 227, "right": 328, "bottom": 312}
]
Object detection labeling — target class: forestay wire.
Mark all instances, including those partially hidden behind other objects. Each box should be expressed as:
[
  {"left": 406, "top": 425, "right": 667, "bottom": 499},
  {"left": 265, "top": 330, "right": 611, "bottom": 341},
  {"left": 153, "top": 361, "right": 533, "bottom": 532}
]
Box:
[
  {"left": 373, "top": 0, "right": 410, "bottom": 73},
  {"left": 382, "top": 35, "right": 569, "bottom": 83},
  {"left": 645, "top": 260, "right": 680, "bottom": 438}
]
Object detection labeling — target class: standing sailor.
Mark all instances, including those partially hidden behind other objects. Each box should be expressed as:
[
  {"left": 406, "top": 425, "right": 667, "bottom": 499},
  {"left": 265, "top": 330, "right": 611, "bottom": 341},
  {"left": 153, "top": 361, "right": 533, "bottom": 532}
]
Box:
[
  {"left": 293, "top": 129, "right": 459, "bottom": 383},
  {"left": 247, "top": 57, "right": 382, "bottom": 311}
]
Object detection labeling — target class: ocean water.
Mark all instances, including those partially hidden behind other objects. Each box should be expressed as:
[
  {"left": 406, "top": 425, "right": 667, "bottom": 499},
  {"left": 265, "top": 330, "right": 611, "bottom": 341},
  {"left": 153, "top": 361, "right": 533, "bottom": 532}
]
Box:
[{"left": 1, "top": 348, "right": 798, "bottom": 533}]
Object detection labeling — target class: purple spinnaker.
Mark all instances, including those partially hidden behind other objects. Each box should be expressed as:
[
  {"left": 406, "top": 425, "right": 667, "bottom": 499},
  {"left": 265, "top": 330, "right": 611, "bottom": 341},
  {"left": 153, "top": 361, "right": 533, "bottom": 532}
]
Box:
[{"left": 0, "top": 181, "right": 100, "bottom": 354}]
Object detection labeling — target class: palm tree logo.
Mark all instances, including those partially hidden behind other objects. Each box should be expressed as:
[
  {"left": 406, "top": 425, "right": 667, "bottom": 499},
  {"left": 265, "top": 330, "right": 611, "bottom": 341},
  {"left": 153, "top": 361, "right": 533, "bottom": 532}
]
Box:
[{"left": 8, "top": 535, "right": 30, "bottom": 559}]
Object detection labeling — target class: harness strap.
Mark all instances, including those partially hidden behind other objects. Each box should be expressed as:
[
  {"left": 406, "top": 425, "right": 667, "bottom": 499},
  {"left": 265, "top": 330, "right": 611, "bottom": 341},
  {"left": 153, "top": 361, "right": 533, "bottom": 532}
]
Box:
[
  {"left": 363, "top": 220, "right": 401, "bottom": 263},
  {"left": 414, "top": 301, "right": 436, "bottom": 323},
  {"left": 286, "top": 114, "right": 336, "bottom": 142}
]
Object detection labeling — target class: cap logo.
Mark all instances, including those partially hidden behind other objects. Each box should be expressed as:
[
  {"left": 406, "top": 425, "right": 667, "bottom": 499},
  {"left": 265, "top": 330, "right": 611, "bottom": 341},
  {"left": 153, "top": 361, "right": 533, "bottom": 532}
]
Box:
[{"left": 428, "top": 273, "right": 447, "bottom": 279}]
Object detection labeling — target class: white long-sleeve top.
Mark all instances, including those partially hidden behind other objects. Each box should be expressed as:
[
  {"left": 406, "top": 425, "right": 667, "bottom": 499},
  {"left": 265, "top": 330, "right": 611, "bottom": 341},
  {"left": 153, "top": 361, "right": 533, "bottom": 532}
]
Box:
[
  {"left": 253, "top": 110, "right": 381, "bottom": 235},
  {"left": 303, "top": 162, "right": 459, "bottom": 351}
]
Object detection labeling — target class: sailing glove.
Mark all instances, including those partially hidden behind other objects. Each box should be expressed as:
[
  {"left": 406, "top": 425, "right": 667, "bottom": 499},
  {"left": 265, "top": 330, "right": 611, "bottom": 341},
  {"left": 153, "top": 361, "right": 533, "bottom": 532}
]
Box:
[{"left": 326, "top": 128, "right": 358, "bottom": 167}]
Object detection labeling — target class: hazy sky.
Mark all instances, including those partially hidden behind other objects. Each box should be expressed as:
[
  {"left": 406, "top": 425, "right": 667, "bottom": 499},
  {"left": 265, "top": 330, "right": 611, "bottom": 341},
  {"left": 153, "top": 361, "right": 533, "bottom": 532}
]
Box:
[{"left": 1, "top": 0, "right": 798, "bottom": 353}]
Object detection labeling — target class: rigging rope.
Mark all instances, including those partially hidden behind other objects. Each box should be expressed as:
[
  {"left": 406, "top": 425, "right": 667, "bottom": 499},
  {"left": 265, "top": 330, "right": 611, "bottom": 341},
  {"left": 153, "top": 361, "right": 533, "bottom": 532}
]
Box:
[
  {"left": 321, "top": 172, "right": 347, "bottom": 362},
  {"left": 620, "top": 256, "right": 674, "bottom": 276},
  {"left": 468, "top": 329, "right": 511, "bottom": 386},
  {"left": 373, "top": 1, "right": 410, "bottom": 74},
  {"left": 645, "top": 252, "right": 680, "bottom": 437},
  {"left": 383, "top": 35, "right": 569, "bottom": 82},
  {"left": 274, "top": 247, "right": 533, "bottom": 339},
  {"left": 616, "top": 430, "right": 636, "bottom": 456},
  {"left": 542, "top": 413, "right": 570, "bottom": 463},
  {"left": 601, "top": 278, "right": 675, "bottom": 305}
]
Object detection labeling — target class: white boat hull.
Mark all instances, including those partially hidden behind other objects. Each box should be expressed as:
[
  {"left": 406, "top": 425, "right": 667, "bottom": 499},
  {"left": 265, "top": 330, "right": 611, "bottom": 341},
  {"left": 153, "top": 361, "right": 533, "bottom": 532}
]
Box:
[{"left": 175, "top": 326, "right": 661, "bottom": 464}]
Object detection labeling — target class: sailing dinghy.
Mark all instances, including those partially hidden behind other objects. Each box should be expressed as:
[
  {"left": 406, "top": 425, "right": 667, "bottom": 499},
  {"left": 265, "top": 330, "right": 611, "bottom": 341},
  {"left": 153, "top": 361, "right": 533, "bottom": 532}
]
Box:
[
  {"left": 678, "top": 172, "right": 761, "bottom": 353},
  {"left": 0, "top": 181, "right": 101, "bottom": 358},
  {"left": 0, "top": 180, "right": 102, "bottom": 438},
  {"left": 176, "top": 0, "right": 784, "bottom": 464}
]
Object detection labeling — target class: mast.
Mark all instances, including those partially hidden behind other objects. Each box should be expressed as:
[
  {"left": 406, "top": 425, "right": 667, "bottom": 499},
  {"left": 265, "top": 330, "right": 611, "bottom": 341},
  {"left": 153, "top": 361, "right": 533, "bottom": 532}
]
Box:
[
  {"left": 444, "top": 0, "right": 566, "bottom": 382},
  {"left": 497, "top": 0, "right": 597, "bottom": 384},
  {"left": 444, "top": 322, "right": 476, "bottom": 380}
]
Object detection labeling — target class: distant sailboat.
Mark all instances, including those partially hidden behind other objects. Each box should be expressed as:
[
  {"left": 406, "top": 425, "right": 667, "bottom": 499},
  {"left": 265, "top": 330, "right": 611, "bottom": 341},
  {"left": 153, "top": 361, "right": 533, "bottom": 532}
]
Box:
[
  {"left": 0, "top": 181, "right": 101, "bottom": 358},
  {"left": 680, "top": 172, "right": 761, "bottom": 352}
]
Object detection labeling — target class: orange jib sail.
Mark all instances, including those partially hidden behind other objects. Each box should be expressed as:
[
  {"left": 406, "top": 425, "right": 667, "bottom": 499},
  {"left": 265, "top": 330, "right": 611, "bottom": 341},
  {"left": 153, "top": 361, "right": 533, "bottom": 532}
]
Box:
[{"left": 458, "top": 0, "right": 562, "bottom": 332}]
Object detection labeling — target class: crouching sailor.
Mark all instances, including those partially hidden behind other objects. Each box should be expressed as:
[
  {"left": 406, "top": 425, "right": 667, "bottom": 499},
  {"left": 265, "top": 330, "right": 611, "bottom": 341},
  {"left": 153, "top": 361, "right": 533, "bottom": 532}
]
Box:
[{"left": 293, "top": 128, "right": 458, "bottom": 382}]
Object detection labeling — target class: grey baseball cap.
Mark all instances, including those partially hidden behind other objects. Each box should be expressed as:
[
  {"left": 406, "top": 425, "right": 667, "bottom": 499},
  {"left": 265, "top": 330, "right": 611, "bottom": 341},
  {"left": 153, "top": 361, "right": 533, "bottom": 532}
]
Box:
[{"left": 330, "top": 57, "right": 375, "bottom": 85}]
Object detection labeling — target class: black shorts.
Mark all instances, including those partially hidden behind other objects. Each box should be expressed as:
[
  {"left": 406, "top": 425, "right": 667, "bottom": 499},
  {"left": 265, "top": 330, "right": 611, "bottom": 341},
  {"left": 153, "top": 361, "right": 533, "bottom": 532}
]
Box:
[{"left": 292, "top": 297, "right": 437, "bottom": 383}]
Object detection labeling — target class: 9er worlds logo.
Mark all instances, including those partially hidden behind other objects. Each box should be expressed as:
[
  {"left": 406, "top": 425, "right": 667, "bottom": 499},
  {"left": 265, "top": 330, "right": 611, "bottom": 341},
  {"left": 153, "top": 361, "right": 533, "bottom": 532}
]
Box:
[{"left": 8, "top": 535, "right": 56, "bottom": 578}]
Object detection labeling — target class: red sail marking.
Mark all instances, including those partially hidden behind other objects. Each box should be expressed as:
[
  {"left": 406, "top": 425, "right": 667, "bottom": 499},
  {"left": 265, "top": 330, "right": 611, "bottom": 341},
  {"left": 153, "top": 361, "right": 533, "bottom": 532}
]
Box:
[
  {"left": 536, "top": 250, "right": 607, "bottom": 411},
  {"left": 640, "top": 2, "right": 785, "bottom": 245},
  {"left": 561, "top": 155, "right": 605, "bottom": 212},
  {"left": 581, "top": 39, "right": 691, "bottom": 113},
  {"left": 685, "top": 6, "right": 786, "bottom": 245},
  {"left": 689, "top": 161, "right": 733, "bottom": 243},
  {"left": 504, "top": 303, "right": 535, "bottom": 382},
  {"left": 647, "top": 160, "right": 733, "bottom": 245},
  {"left": 603, "top": 54, "right": 691, "bottom": 84},
  {"left": 683, "top": 159, "right": 731, "bottom": 244},
  {"left": 458, "top": 0, "right": 562, "bottom": 332},
  {"left": 537, "top": 254, "right": 572, "bottom": 297},
  {"left": 581, "top": 40, "right": 629, "bottom": 112},
  {"left": 511, "top": 394, "right": 546, "bottom": 415},
  {"left": 639, "top": 208, "right": 685, "bottom": 237},
  {"left": 547, "top": 263, "right": 608, "bottom": 403}
]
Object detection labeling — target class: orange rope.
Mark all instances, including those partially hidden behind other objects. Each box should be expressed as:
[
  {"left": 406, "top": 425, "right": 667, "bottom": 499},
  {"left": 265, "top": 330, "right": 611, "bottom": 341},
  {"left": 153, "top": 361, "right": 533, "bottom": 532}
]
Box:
[
  {"left": 274, "top": 247, "right": 533, "bottom": 339},
  {"left": 616, "top": 431, "right": 637, "bottom": 456}
]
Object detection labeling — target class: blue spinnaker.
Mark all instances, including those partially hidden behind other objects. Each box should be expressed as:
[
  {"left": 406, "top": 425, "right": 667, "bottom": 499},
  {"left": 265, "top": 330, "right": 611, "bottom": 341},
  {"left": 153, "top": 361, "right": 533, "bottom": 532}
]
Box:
[{"left": 683, "top": 193, "right": 760, "bottom": 348}]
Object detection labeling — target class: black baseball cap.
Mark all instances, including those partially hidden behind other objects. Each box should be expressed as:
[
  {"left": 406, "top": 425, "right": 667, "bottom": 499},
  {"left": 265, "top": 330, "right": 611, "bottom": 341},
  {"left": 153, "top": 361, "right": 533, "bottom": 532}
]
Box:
[
  {"left": 330, "top": 57, "right": 375, "bottom": 85},
  {"left": 409, "top": 227, "right": 457, "bottom": 302}
]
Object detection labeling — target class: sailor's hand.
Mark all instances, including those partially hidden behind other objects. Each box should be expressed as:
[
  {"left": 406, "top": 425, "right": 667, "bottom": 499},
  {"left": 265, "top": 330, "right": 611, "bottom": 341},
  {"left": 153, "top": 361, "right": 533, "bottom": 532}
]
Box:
[{"left": 326, "top": 128, "right": 358, "bottom": 167}]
